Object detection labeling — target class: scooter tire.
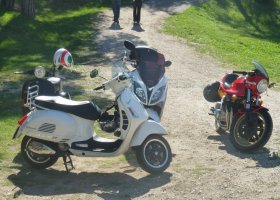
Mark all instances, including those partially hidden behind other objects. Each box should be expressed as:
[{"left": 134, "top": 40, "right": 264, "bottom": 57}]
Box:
[
  {"left": 229, "top": 109, "right": 273, "bottom": 152},
  {"left": 135, "top": 135, "right": 172, "bottom": 174},
  {"left": 21, "top": 136, "right": 58, "bottom": 169}
]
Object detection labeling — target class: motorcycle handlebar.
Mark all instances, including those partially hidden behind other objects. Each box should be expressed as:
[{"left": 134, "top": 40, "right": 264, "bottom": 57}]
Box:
[
  {"left": 232, "top": 70, "right": 247, "bottom": 75},
  {"left": 233, "top": 70, "right": 255, "bottom": 76}
]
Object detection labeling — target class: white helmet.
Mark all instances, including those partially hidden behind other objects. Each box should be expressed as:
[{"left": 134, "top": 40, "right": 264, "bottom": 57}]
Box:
[{"left": 53, "top": 48, "right": 73, "bottom": 68}]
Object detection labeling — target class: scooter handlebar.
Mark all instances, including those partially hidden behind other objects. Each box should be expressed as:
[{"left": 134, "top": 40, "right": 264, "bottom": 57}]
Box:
[
  {"left": 14, "top": 70, "right": 34, "bottom": 75},
  {"left": 118, "top": 74, "right": 127, "bottom": 81},
  {"left": 93, "top": 85, "right": 104, "bottom": 91}
]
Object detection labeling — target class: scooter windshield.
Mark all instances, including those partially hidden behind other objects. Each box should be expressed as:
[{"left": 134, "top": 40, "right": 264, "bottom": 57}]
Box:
[
  {"left": 135, "top": 47, "right": 166, "bottom": 88},
  {"left": 252, "top": 60, "right": 269, "bottom": 79},
  {"left": 111, "top": 59, "right": 130, "bottom": 78}
]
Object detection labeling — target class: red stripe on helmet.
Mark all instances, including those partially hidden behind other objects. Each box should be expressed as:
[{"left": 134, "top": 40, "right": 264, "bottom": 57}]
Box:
[{"left": 60, "top": 50, "right": 68, "bottom": 67}]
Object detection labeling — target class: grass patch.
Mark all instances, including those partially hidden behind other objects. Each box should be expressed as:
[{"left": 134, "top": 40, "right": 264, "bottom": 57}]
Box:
[
  {"left": 0, "top": 0, "right": 106, "bottom": 74},
  {"left": 164, "top": 0, "right": 280, "bottom": 82}
]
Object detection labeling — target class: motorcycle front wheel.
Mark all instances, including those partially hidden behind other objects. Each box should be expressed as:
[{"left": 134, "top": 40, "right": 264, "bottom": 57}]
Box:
[
  {"left": 135, "top": 135, "right": 172, "bottom": 174},
  {"left": 230, "top": 109, "right": 273, "bottom": 152},
  {"left": 21, "top": 136, "right": 58, "bottom": 169}
]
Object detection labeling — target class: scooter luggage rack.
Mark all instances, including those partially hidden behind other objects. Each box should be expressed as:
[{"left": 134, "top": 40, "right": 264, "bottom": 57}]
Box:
[{"left": 25, "top": 85, "right": 39, "bottom": 109}]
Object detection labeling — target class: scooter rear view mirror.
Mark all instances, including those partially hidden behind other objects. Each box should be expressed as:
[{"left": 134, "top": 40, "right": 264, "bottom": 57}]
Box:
[
  {"left": 90, "top": 69, "right": 99, "bottom": 78},
  {"left": 124, "top": 40, "right": 136, "bottom": 51},
  {"left": 165, "top": 60, "right": 172, "bottom": 67}
]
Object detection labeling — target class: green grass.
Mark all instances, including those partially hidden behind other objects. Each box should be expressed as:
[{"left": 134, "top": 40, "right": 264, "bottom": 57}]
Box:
[
  {"left": 0, "top": 0, "right": 106, "bottom": 74},
  {"left": 164, "top": 0, "right": 280, "bottom": 82}
]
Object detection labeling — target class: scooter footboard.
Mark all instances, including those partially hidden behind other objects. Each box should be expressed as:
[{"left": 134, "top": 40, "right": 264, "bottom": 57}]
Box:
[{"left": 130, "top": 120, "right": 167, "bottom": 147}]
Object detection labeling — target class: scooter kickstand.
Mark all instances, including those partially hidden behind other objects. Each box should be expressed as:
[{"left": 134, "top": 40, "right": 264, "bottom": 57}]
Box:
[{"left": 63, "top": 154, "right": 75, "bottom": 172}]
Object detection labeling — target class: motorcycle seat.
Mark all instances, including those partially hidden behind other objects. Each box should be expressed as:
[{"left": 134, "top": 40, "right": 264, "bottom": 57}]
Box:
[
  {"left": 223, "top": 73, "right": 239, "bottom": 89},
  {"left": 34, "top": 96, "right": 101, "bottom": 120}
]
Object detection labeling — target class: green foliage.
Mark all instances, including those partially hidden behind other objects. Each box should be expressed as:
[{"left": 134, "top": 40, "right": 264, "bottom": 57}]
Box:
[
  {"left": 164, "top": 0, "right": 280, "bottom": 82},
  {"left": 0, "top": 0, "right": 106, "bottom": 74}
]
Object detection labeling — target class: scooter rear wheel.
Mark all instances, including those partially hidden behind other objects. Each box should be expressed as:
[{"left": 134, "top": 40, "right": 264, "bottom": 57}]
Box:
[
  {"left": 135, "top": 135, "right": 172, "bottom": 174},
  {"left": 21, "top": 136, "right": 58, "bottom": 169}
]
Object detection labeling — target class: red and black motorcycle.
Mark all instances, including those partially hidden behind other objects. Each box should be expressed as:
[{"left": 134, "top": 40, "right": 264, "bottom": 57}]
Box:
[{"left": 203, "top": 61, "right": 275, "bottom": 152}]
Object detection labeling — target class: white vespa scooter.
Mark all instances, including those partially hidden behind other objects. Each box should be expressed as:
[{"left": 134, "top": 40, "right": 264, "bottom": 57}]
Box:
[{"left": 13, "top": 42, "right": 172, "bottom": 174}]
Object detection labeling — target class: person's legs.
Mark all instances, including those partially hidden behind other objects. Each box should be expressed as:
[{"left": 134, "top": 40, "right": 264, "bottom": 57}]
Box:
[
  {"left": 136, "top": 3, "right": 142, "bottom": 23},
  {"left": 115, "top": 0, "right": 120, "bottom": 22},
  {"left": 133, "top": 4, "right": 137, "bottom": 22},
  {"left": 137, "top": 4, "right": 142, "bottom": 23},
  {"left": 112, "top": 0, "right": 121, "bottom": 23}
]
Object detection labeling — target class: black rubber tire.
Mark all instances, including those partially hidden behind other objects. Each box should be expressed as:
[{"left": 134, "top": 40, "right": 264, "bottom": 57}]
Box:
[
  {"left": 135, "top": 135, "right": 172, "bottom": 174},
  {"left": 21, "top": 136, "right": 58, "bottom": 169},
  {"left": 229, "top": 109, "right": 273, "bottom": 152}
]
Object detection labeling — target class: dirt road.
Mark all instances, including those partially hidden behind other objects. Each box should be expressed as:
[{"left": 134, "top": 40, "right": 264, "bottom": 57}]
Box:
[{"left": 7, "top": 0, "right": 280, "bottom": 199}]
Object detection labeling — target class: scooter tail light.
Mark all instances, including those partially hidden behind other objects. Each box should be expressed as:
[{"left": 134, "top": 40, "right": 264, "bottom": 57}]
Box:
[{"left": 18, "top": 114, "right": 28, "bottom": 125}]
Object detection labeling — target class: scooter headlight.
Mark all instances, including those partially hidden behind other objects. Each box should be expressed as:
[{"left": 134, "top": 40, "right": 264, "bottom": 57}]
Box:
[
  {"left": 257, "top": 79, "right": 268, "bottom": 93},
  {"left": 34, "top": 66, "right": 46, "bottom": 78},
  {"left": 134, "top": 82, "right": 146, "bottom": 103},
  {"left": 150, "top": 86, "right": 166, "bottom": 104}
]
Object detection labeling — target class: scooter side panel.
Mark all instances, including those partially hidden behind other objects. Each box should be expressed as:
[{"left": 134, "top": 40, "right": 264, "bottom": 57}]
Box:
[
  {"left": 130, "top": 120, "right": 167, "bottom": 147},
  {"left": 20, "top": 109, "right": 92, "bottom": 143}
]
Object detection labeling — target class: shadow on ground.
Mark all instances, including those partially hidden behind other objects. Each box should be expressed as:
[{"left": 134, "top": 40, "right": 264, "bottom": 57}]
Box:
[
  {"left": 208, "top": 133, "right": 280, "bottom": 168},
  {"left": 8, "top": 153, "right": 172, "bottom": 199}
]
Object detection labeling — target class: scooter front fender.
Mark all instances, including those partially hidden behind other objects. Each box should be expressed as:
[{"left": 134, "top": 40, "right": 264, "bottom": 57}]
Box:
[{"left": 130, "top": 120, "right": 167, "bottom": 147}]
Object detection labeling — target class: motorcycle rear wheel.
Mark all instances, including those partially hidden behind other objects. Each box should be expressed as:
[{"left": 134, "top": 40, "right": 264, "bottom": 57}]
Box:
[
  {"left": 229, "top": 110, "right": 273, "bottom": 152},
  {"left": 21, "top": 136, "right": 58, "bottom": 169},
  {"left": 135, "top": 135, "right": 172, "bottom": 174}
]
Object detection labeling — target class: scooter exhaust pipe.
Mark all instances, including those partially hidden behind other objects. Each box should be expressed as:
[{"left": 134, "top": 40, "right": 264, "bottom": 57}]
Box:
[{"left": 27, "top": 141, "right": 56, "bottom": 155}]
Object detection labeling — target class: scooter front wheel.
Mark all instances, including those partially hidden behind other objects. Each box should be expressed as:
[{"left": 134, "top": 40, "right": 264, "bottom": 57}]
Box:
[
  {"left": 21, "top": 136, "right": 58, "bottom": 169},
  {"left": 135, "top": 135, "right": 172, "bottom": 174}
]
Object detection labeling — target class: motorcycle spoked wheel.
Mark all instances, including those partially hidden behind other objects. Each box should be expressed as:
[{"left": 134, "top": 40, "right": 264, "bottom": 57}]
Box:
[
  {"left": 229, "top": 110, "right": 273, "bottom": 152},
  {"left": 21, "top": 136, "right": 58, "bottom": 169},
  {"left": 135, "top": 135, "right": 172, "bottom": 174}
]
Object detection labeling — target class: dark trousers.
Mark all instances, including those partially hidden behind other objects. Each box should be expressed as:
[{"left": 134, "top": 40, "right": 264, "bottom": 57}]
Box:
[
  {"left": 133, "top": 2, "right": 142, "bottom": 23},
  {"left": 112, "top": 0, "right": 121, "bottom": 22}
]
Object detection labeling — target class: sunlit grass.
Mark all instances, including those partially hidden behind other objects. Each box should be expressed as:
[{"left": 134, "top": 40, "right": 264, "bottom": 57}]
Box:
[{"left": 164, "top": 0, "right": 280, "bottom": 82}]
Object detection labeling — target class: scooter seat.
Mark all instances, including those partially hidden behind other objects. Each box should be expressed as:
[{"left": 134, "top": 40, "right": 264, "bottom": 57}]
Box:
[{"left": 35, "top": 96, "right": 101, "bottom": 120}]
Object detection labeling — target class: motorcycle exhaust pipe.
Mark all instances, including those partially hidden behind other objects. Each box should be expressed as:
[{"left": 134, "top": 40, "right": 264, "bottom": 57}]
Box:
[{"left": 27, "top": 141, "right": 56, "bottom": 155}]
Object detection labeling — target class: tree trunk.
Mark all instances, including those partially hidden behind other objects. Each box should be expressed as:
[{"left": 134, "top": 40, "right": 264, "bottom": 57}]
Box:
[
  {"left": 21, "top": 0, "right": 35, "bottom": 20},
  {"left": 1, "top": 0, "right": 15, "bottom": 10}
]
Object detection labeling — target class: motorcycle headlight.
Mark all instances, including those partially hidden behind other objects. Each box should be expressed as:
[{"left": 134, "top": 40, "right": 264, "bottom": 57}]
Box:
[
  {"left": 150, "top": 86, "right": 166, "bottom": 104},
  {"left": 134, "top": 82, "right": 146, "bottom": 103},
  {"left": 34, "top": 66, "right": 46, "bottom": 78},
  {"left": 257, "top": 79, "right": 268, "bottom": 93}
]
